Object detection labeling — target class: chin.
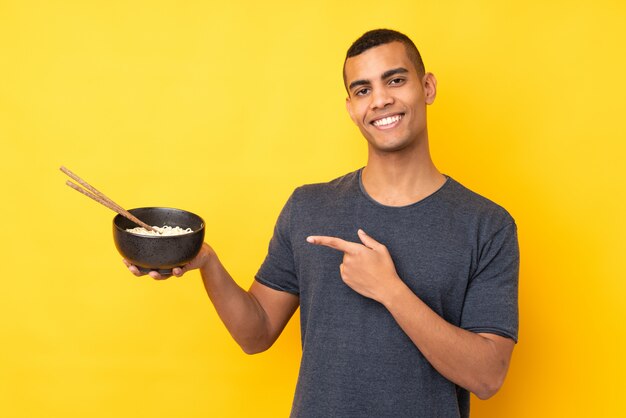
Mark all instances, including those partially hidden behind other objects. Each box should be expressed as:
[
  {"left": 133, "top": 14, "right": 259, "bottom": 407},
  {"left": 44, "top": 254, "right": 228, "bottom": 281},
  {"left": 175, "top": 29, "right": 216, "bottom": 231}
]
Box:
[{"left": 365, "top": 135, "right": 413, "bottom": 153}]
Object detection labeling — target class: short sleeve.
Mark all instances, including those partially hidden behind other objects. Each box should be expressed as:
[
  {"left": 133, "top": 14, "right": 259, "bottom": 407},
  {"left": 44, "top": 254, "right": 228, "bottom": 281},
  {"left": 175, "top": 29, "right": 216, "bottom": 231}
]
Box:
[
  {"left": 460, "top": 222, "right": 519, "bottom": 342},
  {"left": 255, "top": 191, "right": 300, "bottom": 295}
]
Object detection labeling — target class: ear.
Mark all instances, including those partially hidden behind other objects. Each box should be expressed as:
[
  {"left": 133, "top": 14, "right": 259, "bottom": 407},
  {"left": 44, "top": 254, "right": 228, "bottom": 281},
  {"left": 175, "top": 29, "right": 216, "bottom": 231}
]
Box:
[
  {"left": 423, "top": 72, "right": 437, "bottom": 105},
  {"left": 345, "top": 96, "right": 357, "bottom": 124}
]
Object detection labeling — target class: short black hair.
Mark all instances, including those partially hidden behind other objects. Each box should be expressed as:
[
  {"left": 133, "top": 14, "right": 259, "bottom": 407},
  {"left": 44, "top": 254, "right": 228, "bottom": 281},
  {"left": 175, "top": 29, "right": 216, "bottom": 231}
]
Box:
[{"left": 343, "top": 29, "right": 426, "bottom": 89}]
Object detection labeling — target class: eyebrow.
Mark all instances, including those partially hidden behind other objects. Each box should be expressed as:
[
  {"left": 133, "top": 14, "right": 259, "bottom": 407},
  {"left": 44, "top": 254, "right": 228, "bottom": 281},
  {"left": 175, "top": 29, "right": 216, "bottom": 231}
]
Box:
[
  {"left": 348, "top": 67, "right": 409, "bottom": 92},
  {"left": 382, "top": 67, "right": 409, "bottom": 79}
]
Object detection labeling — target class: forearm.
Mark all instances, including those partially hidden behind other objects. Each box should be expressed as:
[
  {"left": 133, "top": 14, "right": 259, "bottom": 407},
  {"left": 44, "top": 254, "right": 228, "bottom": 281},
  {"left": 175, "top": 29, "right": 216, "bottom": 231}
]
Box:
[
  {"left": 198, "top": 250, "right": 271, "bottom": 354},
  {"left": 381, "top": 281, "right": 512, "bottom": 399}
]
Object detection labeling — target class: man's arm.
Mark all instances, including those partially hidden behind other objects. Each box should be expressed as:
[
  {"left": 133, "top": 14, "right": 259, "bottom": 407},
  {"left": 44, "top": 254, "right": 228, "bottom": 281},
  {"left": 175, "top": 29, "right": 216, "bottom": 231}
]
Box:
[
  {"left": 125, "top": 243, "right": 299, "bottom": 354},
  {"left": 307, "top": 229, "right": 515, "bottom": 400},
  {"left": 381, "top": 282, "right": 514, "bottom": 399}
]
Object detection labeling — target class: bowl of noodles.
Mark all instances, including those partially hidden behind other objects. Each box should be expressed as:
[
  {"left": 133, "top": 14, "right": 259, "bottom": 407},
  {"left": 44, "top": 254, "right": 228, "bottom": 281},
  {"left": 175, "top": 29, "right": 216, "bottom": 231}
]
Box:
[{"left": 113, "top": 207, "right": 205, "bottom": 276}]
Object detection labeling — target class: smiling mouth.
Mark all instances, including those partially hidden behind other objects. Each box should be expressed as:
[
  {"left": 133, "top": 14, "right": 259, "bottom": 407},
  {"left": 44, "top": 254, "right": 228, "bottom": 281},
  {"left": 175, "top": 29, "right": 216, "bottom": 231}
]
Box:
[{"left": 371, "top": 113, "right": 403, "bottom": 129}]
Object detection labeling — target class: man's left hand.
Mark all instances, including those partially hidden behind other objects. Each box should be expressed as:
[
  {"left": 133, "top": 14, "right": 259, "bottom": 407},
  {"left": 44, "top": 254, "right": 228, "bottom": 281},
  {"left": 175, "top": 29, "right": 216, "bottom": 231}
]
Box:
[{"left": 306, "top": 229, "right": 402, "bottom": 302}]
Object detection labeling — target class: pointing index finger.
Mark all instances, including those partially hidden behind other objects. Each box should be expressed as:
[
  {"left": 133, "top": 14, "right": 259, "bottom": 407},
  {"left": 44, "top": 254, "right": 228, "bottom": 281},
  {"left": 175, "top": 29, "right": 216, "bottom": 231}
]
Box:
[{"left": 306, "top": 235, "right": 358, "bottom": 253}]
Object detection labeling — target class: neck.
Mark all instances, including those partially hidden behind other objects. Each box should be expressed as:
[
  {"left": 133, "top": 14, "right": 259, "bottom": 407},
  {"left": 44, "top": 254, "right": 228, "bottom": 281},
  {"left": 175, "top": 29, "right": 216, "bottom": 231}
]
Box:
[{"left": 362, "top": 140, "right": 446, "bottom": 207}]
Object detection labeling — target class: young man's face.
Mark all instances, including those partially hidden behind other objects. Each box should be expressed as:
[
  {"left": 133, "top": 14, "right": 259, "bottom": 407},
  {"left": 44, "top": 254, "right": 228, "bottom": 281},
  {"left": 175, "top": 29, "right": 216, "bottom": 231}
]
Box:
[{"left": 344, "top": 41, "right": 436, "bottom": 154}]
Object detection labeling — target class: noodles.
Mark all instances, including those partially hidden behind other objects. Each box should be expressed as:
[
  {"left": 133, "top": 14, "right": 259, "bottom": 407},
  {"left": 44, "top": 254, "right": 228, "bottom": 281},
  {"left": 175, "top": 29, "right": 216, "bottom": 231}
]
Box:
[{"left": 126, "top": 225, "right": 193, "bottom": 236}]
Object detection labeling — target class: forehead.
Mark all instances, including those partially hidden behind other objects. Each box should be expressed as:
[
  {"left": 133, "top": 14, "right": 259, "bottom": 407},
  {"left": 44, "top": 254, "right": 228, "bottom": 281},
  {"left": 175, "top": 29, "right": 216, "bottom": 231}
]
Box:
[{"left": 344, "top": 42, "right": 415, "bottom": 85}]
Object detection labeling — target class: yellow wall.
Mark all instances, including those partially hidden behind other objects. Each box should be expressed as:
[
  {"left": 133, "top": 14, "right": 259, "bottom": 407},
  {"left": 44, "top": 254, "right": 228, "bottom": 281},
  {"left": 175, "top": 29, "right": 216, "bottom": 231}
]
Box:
[{"left": 1, "top": 1, "right": 624, "bottom": 416}]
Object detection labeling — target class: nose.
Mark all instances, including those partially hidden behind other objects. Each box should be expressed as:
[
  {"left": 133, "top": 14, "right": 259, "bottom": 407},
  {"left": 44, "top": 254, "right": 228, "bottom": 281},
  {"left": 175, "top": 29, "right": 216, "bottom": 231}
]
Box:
[{"left": 369, "top": 87, "right": 394, "bottom": 110}]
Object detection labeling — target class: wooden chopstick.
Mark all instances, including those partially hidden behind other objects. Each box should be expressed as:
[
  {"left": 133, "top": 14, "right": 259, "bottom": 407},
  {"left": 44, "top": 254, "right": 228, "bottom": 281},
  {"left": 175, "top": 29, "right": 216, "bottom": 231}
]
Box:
[
  {"left": 61, "top": 166, "right": 126, "bottom": 213},
  {"left": 60, "top": 166, "right": 156, "bottom": 232}
]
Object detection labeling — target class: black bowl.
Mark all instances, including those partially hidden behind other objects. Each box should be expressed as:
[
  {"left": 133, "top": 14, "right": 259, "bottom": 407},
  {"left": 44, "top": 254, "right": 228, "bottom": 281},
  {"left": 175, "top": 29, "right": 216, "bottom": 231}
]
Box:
[{"left": 113, "top": 207, "right": 205, "bottom": 276}]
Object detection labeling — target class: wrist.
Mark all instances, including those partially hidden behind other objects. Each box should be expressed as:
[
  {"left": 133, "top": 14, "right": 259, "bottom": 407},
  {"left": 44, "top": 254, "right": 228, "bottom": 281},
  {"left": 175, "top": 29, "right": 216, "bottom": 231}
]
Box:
[
  {"left": 198, "top": 243, "right": 216, "bottom": 269},
  {"left": 380, "top": 276, "right": 410, "bottom": 309}
]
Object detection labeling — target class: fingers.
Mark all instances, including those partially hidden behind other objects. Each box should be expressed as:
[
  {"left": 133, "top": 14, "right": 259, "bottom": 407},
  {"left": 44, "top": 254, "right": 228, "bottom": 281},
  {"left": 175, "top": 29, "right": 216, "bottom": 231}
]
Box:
[
  {"left": 122, "top": 259, "right": 172, "bottom": 280},
  {"left": 357, "top": 229, "right": 382, "bottom": 250},
  {"left": 123, "top": 259, "right": 143, "bottom": 277},
  {"left": 306, "top": 235, "right": 358, "bottom": 253},
  {"left": 307, "top": 230, "right": 383, "bottom": 253},
  {"left": 149, "top": 271, "right": 167, "bottom": 280}
]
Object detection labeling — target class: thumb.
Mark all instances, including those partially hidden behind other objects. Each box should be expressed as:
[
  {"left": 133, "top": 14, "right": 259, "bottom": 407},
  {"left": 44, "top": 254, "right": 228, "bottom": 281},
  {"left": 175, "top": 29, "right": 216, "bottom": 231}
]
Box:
[
  {"left": 173, "top": 265, "right": 188, "bottom": 277},
  {"left": 357, "top": 229, "right": 381, "bottom": 250}
]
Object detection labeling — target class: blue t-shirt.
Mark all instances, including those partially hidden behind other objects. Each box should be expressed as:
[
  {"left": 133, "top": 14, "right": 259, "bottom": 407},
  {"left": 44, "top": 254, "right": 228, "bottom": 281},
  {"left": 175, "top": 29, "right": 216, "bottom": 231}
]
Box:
[{"left": 256, "top": 169, "right": 519, "bottom": 418}]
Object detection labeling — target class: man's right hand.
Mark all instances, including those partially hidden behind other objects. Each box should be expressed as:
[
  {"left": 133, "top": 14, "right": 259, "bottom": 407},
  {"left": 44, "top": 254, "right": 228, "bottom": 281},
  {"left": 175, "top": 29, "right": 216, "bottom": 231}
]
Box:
[{"left": 122, "top": 242, "right": 214, "bottom": 280}]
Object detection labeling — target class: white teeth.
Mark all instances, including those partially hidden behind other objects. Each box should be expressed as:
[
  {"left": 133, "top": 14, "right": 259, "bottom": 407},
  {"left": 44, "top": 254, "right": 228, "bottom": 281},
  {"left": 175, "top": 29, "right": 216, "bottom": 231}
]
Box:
[{"left": 373, "top": 114, "right": 402, "bottom": 127}]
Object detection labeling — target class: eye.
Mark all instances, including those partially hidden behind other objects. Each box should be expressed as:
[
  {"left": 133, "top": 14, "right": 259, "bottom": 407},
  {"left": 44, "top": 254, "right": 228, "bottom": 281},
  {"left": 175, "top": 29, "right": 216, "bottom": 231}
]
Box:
[
  {"left": 389, "top": 77, "right": 405, "bottom": 86},
  {"left": 354, "top": 87, "right": 371, "bottom": 96}
]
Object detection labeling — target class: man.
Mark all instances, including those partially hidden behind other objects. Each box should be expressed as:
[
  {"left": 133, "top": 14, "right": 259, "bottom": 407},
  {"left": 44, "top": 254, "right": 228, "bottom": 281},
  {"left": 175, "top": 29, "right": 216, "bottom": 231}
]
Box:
[{"left": 125, "top": 29, "right": 519, "bottom": 417}]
